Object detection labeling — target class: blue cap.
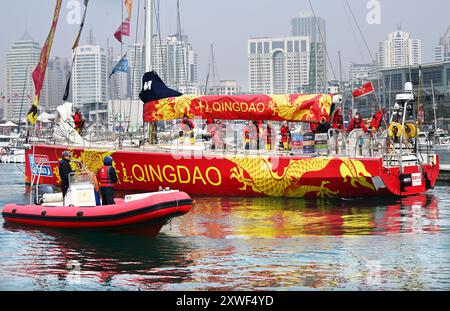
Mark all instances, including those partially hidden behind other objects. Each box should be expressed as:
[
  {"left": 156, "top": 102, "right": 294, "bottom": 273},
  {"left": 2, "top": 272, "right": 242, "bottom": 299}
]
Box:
[{"left": 104, "top": 156, "right": 113, "bottom": 166}]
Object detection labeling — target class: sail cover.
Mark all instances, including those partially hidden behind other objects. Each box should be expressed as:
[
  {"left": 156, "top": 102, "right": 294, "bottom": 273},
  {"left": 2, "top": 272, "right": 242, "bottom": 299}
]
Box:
[{"left": 143, "top": 94, "right": 332, "bottom": 123}]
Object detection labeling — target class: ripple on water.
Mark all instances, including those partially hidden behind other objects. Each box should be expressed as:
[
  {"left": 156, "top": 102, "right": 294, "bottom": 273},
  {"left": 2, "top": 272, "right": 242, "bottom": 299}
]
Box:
[{"left": 1, "top": 164, "right": 450, "bottom": 290}]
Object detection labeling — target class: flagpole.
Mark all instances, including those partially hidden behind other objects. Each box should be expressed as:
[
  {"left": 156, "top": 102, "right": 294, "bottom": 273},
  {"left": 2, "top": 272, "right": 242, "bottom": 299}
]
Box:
[{"left": 145, "top": 0, "right": 154, "bottom": 144}]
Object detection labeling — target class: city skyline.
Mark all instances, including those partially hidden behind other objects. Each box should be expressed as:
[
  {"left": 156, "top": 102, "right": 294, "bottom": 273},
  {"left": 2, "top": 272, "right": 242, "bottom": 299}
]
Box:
[{"left": 0, "top": 0, "right": 449, "bottom": 94}]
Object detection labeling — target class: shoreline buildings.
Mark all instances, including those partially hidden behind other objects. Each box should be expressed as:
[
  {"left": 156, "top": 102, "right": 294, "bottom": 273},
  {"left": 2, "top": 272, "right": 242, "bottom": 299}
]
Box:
[{"left": 378, "top": 29, "right": 422, "bottom": 69}]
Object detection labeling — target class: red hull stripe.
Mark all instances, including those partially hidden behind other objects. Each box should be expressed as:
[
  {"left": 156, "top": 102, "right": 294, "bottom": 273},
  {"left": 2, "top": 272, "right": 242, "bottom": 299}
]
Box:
[{"left": 2, "top": 199, "right": 192, "bottom": 223}]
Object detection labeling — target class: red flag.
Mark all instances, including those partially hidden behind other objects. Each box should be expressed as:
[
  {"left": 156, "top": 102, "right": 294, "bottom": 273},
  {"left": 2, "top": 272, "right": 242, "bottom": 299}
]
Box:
[
  {"left": 114, "top": 19, "right": 130, "bottom": 43},
  {"left": 352, "top": 82, "right": 375, "bottom": 98},
  {"left": 28, "top": 0, "right": 63, "bottom": 124}
]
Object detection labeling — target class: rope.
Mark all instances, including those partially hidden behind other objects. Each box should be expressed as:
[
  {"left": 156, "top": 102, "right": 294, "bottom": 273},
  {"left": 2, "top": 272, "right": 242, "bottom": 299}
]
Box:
[{"left": 307, "top": 0, "right": 337, "bottom": 86}]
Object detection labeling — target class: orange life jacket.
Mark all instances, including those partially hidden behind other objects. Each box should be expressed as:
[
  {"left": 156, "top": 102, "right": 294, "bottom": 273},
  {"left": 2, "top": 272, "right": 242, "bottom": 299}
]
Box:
[{"left": 99, "top": 166, "right": 114, "bottom": 188}]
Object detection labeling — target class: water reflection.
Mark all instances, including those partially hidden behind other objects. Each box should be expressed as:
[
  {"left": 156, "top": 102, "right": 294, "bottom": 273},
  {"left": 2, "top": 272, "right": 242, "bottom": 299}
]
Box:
[
  {"left": 1, "top": 226, "right": 194, "bottom": 290},
  {"left": 175, "top": 194, "right": 440, "bottom": 239}
]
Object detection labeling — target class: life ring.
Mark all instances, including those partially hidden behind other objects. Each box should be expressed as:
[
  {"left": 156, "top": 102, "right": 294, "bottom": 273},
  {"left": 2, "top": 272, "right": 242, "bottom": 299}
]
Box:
[
  {"left": 404, "top": 123, "right": 417, "bottom": 139},
  {"left": 388, "top": 122, "right": 403, "bottom": 138}
]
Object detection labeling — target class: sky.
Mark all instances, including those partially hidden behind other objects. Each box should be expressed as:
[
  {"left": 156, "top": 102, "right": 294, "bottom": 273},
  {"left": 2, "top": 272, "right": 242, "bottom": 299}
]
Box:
[{"left": 1, "top": 0, "right": 449, "bottom": 92}]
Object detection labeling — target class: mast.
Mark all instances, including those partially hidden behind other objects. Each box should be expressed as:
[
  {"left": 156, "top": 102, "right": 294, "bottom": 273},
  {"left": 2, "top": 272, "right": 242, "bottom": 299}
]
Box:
[
  {"left": 145, "top": 0, "right": 153, "bottom": 72},
  {"left": 145, "top": 0, "right": 154, "bottom": 144},
  {"left": 431, "top": 80, "right": 438, "bottom": 132}
]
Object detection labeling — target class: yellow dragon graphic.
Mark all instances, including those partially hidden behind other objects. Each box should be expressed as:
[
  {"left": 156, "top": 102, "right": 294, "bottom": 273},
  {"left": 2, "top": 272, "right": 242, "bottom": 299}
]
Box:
[{"left": 226, "top": 156, "right": 375, "bottom": 198}]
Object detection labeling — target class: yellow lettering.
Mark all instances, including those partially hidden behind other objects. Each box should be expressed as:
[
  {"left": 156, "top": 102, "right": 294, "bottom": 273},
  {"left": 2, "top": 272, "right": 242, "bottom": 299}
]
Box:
[
  {"left": 177, "top": 166, "right": 191, "bottom": 184},
  {"left": 241, "top": 102, "right": 248, "bottom": 112},
  {"left": 206, "top": 167, "right": 222, "bottom": 186},
  {"left": 149, "top": 165, "right": 163, "bottom": 183},
  {"left": 132, "top": 164, "right": 146, "bottom": 182},
  {"left": 224, "top": 102, "right": 232, "bottom": 112},
  {"left": 163, "top": 165, "right": 177, "bottom": 183},
  {"left": 193, "top": 166, "right": 207, "bottom": 185},
  {"left": 233, "top": 102, "right": 240, "bottom": 112},
  {"left": 257, "top": 103, "right": 265, "bottom": 113},
  {"left": 249, "top": 103, "right": 257, "bottom": 112},
  {"left": 213, "top": 102, "right": 221, "bottom": 112}
]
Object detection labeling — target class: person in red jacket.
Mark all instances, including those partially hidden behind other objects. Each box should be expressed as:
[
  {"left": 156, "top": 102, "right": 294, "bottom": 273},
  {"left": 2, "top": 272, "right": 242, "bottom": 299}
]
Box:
[
  {"left": 243, "top": 121, "right": 252, "bottom": 150},
  {"left": 347, "top": 113, "right": 368, "bottom": 133},
  {"left": 369, "top": 108, "right": 386, "bottom": 132},
  {"left": 73, "top": 110, "right": 84, "bottom": 134},
  {"left": 280, "top": 121, "right": 291, "bottom": 151},
  {"left": 332, "top": 108, "right": 344, "bottom": 131}
]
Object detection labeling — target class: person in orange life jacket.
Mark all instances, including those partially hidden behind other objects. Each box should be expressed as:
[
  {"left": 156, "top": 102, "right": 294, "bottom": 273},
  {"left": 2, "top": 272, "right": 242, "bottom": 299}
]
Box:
[
  {"left": 59, "top": 151, "right": 73, "bottom": 199},
  {"left": 98, "top": 156, "right": 119, "bottom": 206},
  {"left": 280, "top": 121, "right": 291, "bottom": 151},
  {"left": 369, "top": 108, "right": 386, "bottom": 132},
  {"left": 332, "top": 108, "right": 344, "bottom": 131},
  {"left": 179, "top": 114, "right": 195, "bottom": 144},
  {"left": 347, "top": 113, "right": 368, "bottom": 133}
]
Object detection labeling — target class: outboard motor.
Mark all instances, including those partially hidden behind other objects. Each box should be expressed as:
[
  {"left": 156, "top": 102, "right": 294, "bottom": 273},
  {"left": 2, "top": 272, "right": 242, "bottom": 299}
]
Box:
[{"left": 31, "top": 184, "right": 59, "bottom": 205}]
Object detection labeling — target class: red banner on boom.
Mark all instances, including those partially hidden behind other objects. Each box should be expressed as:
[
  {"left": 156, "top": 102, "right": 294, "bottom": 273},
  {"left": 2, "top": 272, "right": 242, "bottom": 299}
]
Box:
[{"left": 144, "top": 94, "right": 332, "bottom": 123}]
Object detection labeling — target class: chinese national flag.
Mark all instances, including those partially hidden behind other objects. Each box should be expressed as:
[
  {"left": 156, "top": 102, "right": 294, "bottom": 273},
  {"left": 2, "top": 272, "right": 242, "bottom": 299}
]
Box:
[{"left": 352, "top": 82, "right": 375, "bottom": 98}]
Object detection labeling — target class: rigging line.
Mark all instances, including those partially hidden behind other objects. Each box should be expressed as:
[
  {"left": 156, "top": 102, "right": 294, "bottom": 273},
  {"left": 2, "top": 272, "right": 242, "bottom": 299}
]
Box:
[
  {"left": 154, "top": 0, "right": 165, "bottom": 76},
  {"left": 127, "top": 0, "right": 141, "bottom": 134},
  {"left": 307, "top": 0, "right": 337, "bottom": 84},
  {"left": 17, "top": 66, "right": 29, "bottom": 135},
  {"left": 177, "top": 0, "right": 189, "bottom": 93},
  {"left": 344, "top": 0, "right": 386, "bottom": 126},
  {"left": 342, "top": 3, "right": 365, "bottom": 64},
  {"left": 344, "top": 0, "right": 375, "bottom": 63}
]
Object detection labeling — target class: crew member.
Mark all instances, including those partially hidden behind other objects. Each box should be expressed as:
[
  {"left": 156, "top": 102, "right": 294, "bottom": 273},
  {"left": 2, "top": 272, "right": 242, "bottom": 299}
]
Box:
[
  {"left": 243, "top": 121, "right": 253, "bottom": 150},
  {"left": 98, "top": 156, "right": 119, "bottom": 206},
  {"left": 253, "top": 120, "right": 263, "bottom": 150},
  {"left": 369, "top": 108, "right": 386, "bottom": 132},
  {"left": 179, "top": 115, "right": 196, "bottom": 145},
  {"left": 280, "top": 121, "right": 291, "bottom": 151},
  {"left": 264, "top": 122, "right": 273, "bottom": 151},
  {"left": 316, "top": 117, "right": 331, "bottom": 134},
  {"left": 59, "top": 151, "right": 73, "bottom": 200},
  {"left": 332, "top": 109, "right": 344, "bottom": 131},
  {"left": 347, "top": 113, "right": 368, "bottom": 133},
  {"left": 73, "top": 110, "right": 84, "bottom": 134}
]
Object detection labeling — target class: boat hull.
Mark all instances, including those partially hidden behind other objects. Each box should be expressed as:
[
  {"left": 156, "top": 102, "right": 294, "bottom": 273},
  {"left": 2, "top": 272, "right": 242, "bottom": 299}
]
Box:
[
  {"left": 2, "top": 191, "right": 192, "bottom": 233},
  {"left": 24, "top": 145, "right": 440, "bottom": 198}
]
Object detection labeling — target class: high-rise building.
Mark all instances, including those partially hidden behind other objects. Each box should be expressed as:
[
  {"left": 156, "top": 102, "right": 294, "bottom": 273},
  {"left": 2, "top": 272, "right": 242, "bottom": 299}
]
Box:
[
  {"left": 42, "top": 57, "right": 71, "bottom": 111},
  {"left": 291, "top": 11, "right": 327, "bottom": 93},
  {"left": 5, "top": 32, "right": 44, "bottom": 122},
  {"left": 128, "top": 43, "right": 145, "bottom": 100},
  {"left": 248, "top": 36, "right": 310, "bottom": 94},
  {"left": 349, "top": 63, "right": 377, "bottom": 83},
  {"left": 152, "top": 34, "right": 198, "bottom": 92},
  {"left": 377, "top": 29, "right": 422, "bottom": 69},
  {"left": 434, "top": 25, "right": 450, "bottom": 62},
  {"left": 72, "top": 45, "right": 108, "bottom": 122},
  {"left": 207, "top": 80, "right": 243, "bottom": 95}
]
